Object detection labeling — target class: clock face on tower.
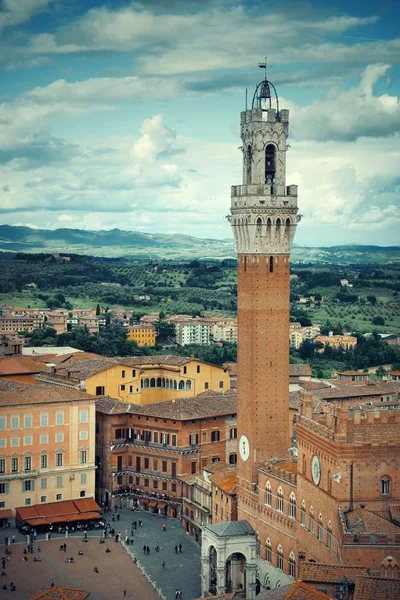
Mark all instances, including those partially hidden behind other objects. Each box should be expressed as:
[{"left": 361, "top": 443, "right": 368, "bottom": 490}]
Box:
[
  {"left": 311, "top": 455, "right": 321, "bottom": 486},
  {"left": 239, "top": 434, "right": 250, "bottom": 462}
]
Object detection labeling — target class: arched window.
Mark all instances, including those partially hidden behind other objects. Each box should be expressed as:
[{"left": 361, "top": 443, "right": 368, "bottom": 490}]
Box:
[
  {"left": 318, "top": 513, "right": 324, "bottom": 541},
  {"left": 150, "top": 378, "right": 156, "bottom": 388},
  {"left": 381, "top": 476, "right": 391, "bottom": 496},
  {"left": 276, "top": 218, "right": 281, "bottom": 233},
  {"left": 266, "top": 218, "right": 272, "bottom": 235},
  {"left": 266, "top": 481, "right": 272, "bottom": 506},
  {"left": 266, "top": 538, "right": 272, "bottom": 563},
  {"left": 301, "top": 500, "right": 306, "bottom": 526},
  {"left": 289, "top": 551, "right": 296, "bottom": 578},
  {"left": 144, "top": 378, "right": 149, "bottom": 388},
  {"left": 157, "top": 377, "right": 162, "bottom": 388},
  {"left": 289, "top": 493, "right": 296, "bottom": 519},
  {"left": 185, "top": 380, "right": 192, "bottom": 390},
  {"left": 309, "top": 506, "right": 315, "bottom": 535},
  {"left": 265, "top": 144, "right": 276, "bottom": 184},
  {"left": 140, "top": 379, "right": 144, "bottom": 389},
  {"left": 277, "top": 487, "right": 284, "bottom": 513},
  {"left": 179, "top": 380, "right": 185, "bottom": 390},
  {"left": 327, "top": 521, "right": 332, "bottom": 549},
  {"left": 269, "top": 256, "right": 273, "bottom": 273},
  {"left": 162, "top": 378, "right": 165, "bottom": 388},
  {"left": 277, "top": 544, "right": 284, "bottom": 571},
  {"left": 256, "top": 217, "right": 262, "bottom": 236},
  {"left": 246, "top": 145, "right": 252, "bottom": 184}
]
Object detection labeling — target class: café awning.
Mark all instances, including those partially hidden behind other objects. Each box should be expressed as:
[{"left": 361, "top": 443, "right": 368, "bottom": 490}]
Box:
[
  {"left": 0, "top": 509, "right": 13, "bottom": 519},
  {"left": 148, "top": 500, "right": 158, "bottom": 508}
]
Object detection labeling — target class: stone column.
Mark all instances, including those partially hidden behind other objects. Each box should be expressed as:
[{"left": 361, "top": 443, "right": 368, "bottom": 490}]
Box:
[
  {"left": 230, "top": 556, "right": 240, "bottom": 590},
  {"left": 245, "top": 562, "right": 258, "bottom": 600},
  {"left": 216, "top": 562, "right": 226, "bottom": 595},
  {"left": 201, "top": 556, "right": 210, "bottom": 597}
]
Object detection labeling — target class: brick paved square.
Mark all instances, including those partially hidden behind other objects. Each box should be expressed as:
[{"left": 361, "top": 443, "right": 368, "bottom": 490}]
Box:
[{"left": 0, "top": 537, "right": 160, "bottom": 600}]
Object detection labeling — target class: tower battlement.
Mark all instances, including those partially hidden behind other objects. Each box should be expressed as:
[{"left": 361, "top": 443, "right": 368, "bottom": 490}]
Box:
[{"left": 299, "top": 397, "right": 400, "bottom": 446}]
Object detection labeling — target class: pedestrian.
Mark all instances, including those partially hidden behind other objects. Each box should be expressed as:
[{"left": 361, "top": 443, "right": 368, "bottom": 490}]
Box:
[
  {"left": 179, "top": 543, "right": 182, "bottom": 553},
  {"left": 162, "top": 523, "right": 166, "bottom": 531},
  {"left": 117, "top": 514, "right": 120, "bottom": 521},
  {"left": 4, "top": 537, "right": 8, "bottom": 546},
  {"left": 11, "top": 536, "right": 15, "bottom": 544},
  {"left": 162, "top": 560, "right": 165, "bottom": 569},
  {"left": 178, "top": 589, "right": 182, "bottom": 599},
  {"left": 84, "top": 531, "right": 87, "bottom": 540},
  {"left": 112, "top": 515, "right": 115, "bottom": 522},
  {"left": 175, "top": 589, "right": 178, "bottom": 600},
  {"left": 146, "top": 546, "right": 150, "bottom": 555},
  {"left": 175, "top": 545, "right": 178, "bottom": 554},
  {"left": 1, "top": 559, "right": 5, "bottom": 569},
  {"left": 94, "top": 566, "right": 99, "bottom": 573},
  {"left": 51, "top": 578, "right": 55, "bottom": 588},
  {"left": 143, "top": 545, "right": 146, "bottom": 554},
  {"left": 10, "top": 582, "right": 15, "bottom": 592},
  {"left": 124, "top": 591, "right": 127, "bottom": 597},
  {"left": 37, "top": 546, "right": 41, "bottom": 553}
]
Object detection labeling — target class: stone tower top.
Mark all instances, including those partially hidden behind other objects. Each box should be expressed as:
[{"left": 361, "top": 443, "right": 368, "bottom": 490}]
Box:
[{"left": 228, "top": 73, "right": 300, "bottom": 255}]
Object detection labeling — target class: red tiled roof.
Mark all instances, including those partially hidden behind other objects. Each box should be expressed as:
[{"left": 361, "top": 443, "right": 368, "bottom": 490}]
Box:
[
  {"left": 0, "top": 380, "right": 95, "bottom": 407},
  {"left": 0, "top": 356, "right": 50, "bottom": 375},
  {"left": 346, "top": 507, "right": 400, "bottom": 535},
  {"left": 96, "top": 389, "right": 237, "bottom": 421},
  {"left": 354, "top": 577, "right": 400, "bottom": 600},
  {"left": 300, "top": 562, "right": 369, "bottom": 583},
  {"left": 389, "top": 504, "right": 400, "bottom": 525},
  {"left": 285, "top": 582, "right": 333, "bottom": 599},
  {"left": 209, "top": 467, "right": 237, "bottom": 495}
]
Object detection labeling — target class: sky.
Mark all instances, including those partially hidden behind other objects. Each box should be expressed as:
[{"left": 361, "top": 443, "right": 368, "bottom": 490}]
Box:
[{"left": 0, "top": 0, "right": 399, "bottom": 247}]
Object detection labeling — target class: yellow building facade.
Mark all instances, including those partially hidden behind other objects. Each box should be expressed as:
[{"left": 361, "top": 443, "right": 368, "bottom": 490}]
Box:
[
  {"left": 0, "top": 380, "right": 96, "bottom": 515},
  {"left": 126, "top": 325, "right": 157, "bottom": 347},
  {"left": 79, "top": 356, "right": 230, "bottom": 404}
]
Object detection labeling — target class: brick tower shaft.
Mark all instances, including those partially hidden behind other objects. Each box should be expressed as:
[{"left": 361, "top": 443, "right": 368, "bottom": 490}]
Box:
[{"left": 228, "top": 76, "right": 299, "bottom": 491}]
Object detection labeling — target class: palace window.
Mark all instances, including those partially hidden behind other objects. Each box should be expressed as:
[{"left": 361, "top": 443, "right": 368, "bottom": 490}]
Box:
[
  {"left": 310, "top": 506, "right": 315, "bottom": 535},
  {"left": 277, "top": 544, "right": 284, "bottom": 571},
  {"left": 277, "top": 487, "right": 284, "bottom": 513},
  {"left": 289, "top": 493, "right": 296, "bottom": 519},
  {"left": 327, "top": 521, "right": 333, "bottom": 549},
  {"left": 266, "top": 538, "right": 272, "bottom": 563},
  {"left": 301, "top": 500, "right": 306, "bottom": 526},
  {"left": 318, "top": 514, "right": 324, "bottom": 541},
  {"left": 381, "top": 476, "right": 391, "bottom": 496},
  {"left": 289, "top": 552, "right": 296, "bottom": 578},
  {"left": 266, "top": 482, "right": 272, "bottom": 507}
]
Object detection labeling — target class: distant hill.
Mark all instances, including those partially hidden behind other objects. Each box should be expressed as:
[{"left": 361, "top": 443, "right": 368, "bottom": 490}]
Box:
[{"left": 0, "top": 225, "right": 398, "bottom": 264}]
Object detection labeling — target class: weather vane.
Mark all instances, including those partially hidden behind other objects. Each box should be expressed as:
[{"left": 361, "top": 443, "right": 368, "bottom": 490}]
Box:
[{"left": 258, "top": 56, "right": 272, "bottom": 80}]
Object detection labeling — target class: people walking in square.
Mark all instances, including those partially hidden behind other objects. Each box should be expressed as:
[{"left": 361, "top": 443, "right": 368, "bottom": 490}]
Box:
[
  {"left": 175, "top": 545, "right": 178, "bottom": 553},
  {"left": 179, "top": 542, "right": 182, "bottom": 553},
  {"left": 146, "top": 545, "right": 150, "bottom": 554},
  {"left": 11, "top": 536, "right": 15, "bottom": 544},
  {"left": 162, "top": 560, "right": 165, "bottom": 569}
]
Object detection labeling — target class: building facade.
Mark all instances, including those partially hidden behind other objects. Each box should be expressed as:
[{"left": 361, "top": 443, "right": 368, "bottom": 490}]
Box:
[
  {"left": 0, "top": 380, "right": 96, "bottom": 515},
  {"left": 126, "top": 325, "right": 157, "bottom": 347}
]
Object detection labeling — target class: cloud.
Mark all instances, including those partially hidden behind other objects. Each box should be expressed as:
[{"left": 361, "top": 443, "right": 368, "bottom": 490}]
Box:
[
  {"left": 21, "top": 2, "right": 391, "bottom": 80},
  {"left": 0, "top": 0, "right": 53, "bottom": 32},
  {"left": 291, "top": 64, "right": 400, "bottom": 141}
]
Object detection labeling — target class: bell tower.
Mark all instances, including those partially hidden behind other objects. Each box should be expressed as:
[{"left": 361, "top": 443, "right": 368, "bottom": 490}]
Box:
[{"left": 228, "top": 71, "right": 300, "bottom": 494}]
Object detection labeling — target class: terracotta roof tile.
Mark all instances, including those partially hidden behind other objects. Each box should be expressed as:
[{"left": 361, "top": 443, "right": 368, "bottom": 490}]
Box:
[
  {"left": 346, "top": 507, "right": 400, "bottom": 535},
  {"left": 285, "top": 581, "right": 333, "bottom": 599},
  {"left": 0, "top": 356, "right": 50, "bottom": 375},
  {"left": 300, "top": 562, "right": 369, "bottom": 584},
  {"left": 209, "top": 467, "right": 237, "bottom": 495},
  {"left": 354, "top": 577, "right": 400, "bottom": 600},
  {"left": 312, "top": 382, "right": 393, "bottom": 400},
  {"left": 389, "top": 503, "right": 400, "bottom": 525},
  {"left": 96, "top": 390, "right": 237, "bottom": 421},
  {"left": 0, "top": 380, "right": 95, "bottom": 407}
]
